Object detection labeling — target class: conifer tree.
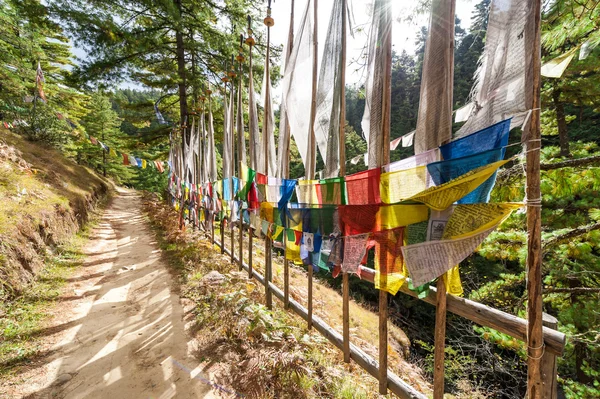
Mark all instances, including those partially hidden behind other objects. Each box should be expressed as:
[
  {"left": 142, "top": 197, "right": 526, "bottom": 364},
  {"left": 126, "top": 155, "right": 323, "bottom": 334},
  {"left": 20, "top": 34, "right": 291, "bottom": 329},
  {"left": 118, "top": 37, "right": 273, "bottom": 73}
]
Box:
[{"left": 82, "top": 93, "right": 122, "bottom": 176}]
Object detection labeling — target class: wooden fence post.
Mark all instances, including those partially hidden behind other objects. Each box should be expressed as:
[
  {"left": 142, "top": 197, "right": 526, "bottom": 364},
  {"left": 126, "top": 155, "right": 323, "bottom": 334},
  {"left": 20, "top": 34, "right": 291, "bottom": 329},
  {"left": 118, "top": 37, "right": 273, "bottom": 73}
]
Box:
[
  {"left": 239, "top": 221, "right": 244, "bottom": 271},
  {"left": 541, "top": 313, "right": 558, "bottom": 399},
  {"left": 308, "top": 266, "right": 313, "bottom": 330},
  {"left": 434, "top": 278, "right": 448, "bottom": 398},
  {"left": 211, "top": 212, "right": 215, "bottom": 245},
  {"left": 284, "top": 230, "right": 290, "bottom": 309},
  {"left": 343, "top": 273, "right": 350, "bottom": 363},
  {"left": 248, "top": 226, "right": 253, "bottom": 279},
  {"left": 220, "top": 219, "right": 225, "bottom": 254},
  {"left": 266, "top": 238, "right": 272, "bottom": 309},
  {"left": 231, "top": 224, "right": 235, "bottom": 263}
]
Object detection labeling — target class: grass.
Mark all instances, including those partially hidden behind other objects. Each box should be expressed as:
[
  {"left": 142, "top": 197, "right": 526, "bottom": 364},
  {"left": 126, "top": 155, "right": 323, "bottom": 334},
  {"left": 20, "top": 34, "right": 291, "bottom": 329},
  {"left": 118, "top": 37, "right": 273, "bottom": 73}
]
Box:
[
  {"left": 0, "top": 186, "right": 109, "bottom": 378},
  {"left": 142, "top": 198, "right": 432, "bottom": 398},
  {"left": 0, "top": 129, "right": 110, "bottom": 299},
  {"left": 214, "top": 224, "right": 426, "bottom": 390}
]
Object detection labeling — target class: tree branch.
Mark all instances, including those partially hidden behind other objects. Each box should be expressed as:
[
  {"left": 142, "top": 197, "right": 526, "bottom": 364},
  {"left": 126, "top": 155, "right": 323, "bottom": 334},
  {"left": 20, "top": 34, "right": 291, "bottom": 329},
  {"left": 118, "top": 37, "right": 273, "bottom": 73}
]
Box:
[
  {"left": 540, "top": 155, "right": 600, "bottom": 170},
  {"left": 497, "top": 154, "right": 600, "bottom": 182},
  {"left": 543, "top": 222, "right": 600, "bottom": 249},
  {"left": 544, "top": 287, "right": 600, "bottom": 294}
]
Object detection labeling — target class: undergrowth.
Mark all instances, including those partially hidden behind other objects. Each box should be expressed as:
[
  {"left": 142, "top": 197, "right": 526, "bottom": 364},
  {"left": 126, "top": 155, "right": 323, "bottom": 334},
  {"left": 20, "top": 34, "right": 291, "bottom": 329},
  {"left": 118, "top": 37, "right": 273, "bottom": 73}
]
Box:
[{"left": 142, "top": 196, "right": 388, "bottom": 399}]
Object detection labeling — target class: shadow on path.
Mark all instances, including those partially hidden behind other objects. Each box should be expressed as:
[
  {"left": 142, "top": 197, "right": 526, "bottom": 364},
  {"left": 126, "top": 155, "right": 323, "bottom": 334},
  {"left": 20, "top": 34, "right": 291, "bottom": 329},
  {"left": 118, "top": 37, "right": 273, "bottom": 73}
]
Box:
[{"left": 22, "top": 188, "right": 225, "bottom": 399}]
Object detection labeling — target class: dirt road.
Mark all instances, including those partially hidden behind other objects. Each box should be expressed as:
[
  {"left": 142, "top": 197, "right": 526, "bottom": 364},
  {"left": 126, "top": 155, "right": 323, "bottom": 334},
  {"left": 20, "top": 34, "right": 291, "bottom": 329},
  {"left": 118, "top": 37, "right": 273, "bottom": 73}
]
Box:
[{"left": 7, "top": 189, "right": 229, "bottom": 399}]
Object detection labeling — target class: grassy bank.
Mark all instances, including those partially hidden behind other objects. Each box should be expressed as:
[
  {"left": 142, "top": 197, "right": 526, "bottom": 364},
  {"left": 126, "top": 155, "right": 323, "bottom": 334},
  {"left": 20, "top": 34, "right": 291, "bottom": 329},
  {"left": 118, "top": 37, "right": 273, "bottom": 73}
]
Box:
[
  {"left": 0, "top": 196, "right": 109, "bottom": 377},
  {"left": 0, "top": 130, "right": 110, "bottom": 299},
  {"left": 0, "top": 129, "right": 112, "bottom": 377}
]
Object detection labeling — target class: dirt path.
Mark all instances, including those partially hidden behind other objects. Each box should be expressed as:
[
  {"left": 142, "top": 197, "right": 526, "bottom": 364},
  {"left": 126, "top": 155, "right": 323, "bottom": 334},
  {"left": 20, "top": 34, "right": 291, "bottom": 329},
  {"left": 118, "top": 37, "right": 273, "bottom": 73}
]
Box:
[{"left": 6, "top": 189, "right": 229, "bottom": 399}]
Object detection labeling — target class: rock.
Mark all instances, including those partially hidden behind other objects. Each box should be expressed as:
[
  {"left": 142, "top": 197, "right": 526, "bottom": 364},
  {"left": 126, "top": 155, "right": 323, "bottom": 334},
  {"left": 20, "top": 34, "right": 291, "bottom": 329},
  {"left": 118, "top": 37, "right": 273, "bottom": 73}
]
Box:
[
  {"left": 55, "top": 373, "right": 73, "bottom": 385},
  {"left": 201, "top": 271, "right": 225, "bottom": 285}
]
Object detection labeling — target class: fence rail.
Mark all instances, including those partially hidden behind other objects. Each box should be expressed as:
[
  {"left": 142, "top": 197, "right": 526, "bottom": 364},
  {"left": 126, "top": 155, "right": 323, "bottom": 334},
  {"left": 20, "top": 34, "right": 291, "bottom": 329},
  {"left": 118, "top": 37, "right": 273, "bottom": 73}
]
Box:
[{"left": 194, "top": 212, "right": 565, "bottom": 397}]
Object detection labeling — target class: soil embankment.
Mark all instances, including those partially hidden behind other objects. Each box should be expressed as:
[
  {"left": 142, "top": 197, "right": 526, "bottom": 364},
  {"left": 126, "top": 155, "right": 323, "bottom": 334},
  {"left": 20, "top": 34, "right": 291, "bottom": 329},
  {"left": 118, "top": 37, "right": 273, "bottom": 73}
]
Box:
[
  {"left": 0, "top": 131, "right": 108, "bottom": 298},
  {"left": 2, "top": 189, "right": 225, "bottom": 398}
]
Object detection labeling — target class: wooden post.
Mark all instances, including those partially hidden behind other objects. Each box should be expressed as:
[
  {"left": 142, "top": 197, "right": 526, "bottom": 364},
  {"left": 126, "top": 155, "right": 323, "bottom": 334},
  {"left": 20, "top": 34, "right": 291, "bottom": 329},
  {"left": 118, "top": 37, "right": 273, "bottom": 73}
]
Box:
[
  {"left": 411, "top": 0, "right": 456, "bottom": 395},
  {"left": 434, "top": 278, "right": 447, "bottom": 398},
  {"left": 340, "top": 0, "right": 350, "bottom": 364},
  {"left": 527, "top": 1, "right": 543, "bottom": 397},
  {"left": 377, "top": 0, "right": 392, "bottom": 393},
  {"left": 265, "top": 237, "right": 272, "bottom": 309},
  {"left": 220, "top": 218, "right": 225, "bottom": 254},
  {"left": 231, "top": 224, "right": 235, "bottom": 263},
  {"left": 306, "top": 0, "right": 319, "bottom": 332},
  {"left": 248, "top": 226, "right": 254, "bottom": 279},
  {"left": 308, "top": 264, "right": 313, "bottom": 329},
  {"left": 284, "top": 232, "right": 290, "bottom": 309},
  {"left": 282, "top": 0, "right": 294, "bottom": 313},
  {"left": 264, "top": 3, "right": 274, "bottom": 310},
  {"left": 211, "top": 212, "right": 215, "bottom": 245},
  {"left": 541, "top": 313, "right": 558, "bottom": 399},
  {"left": 342, "top": 273, "right": 350, "bottom": 362},
  {"left": 239, "top": 221, "right": 244, "bottom": 271}
]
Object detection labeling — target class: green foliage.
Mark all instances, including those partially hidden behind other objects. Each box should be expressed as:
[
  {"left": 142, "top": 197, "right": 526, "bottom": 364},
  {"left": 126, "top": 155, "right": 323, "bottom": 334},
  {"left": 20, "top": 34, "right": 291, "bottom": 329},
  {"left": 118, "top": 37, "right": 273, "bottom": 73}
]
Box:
[
  {"left": 23, "top": 103, "right": 73, "bottom": 148},
  {"left": 475, "top": 141, "right": 600, "bottom": 396}
]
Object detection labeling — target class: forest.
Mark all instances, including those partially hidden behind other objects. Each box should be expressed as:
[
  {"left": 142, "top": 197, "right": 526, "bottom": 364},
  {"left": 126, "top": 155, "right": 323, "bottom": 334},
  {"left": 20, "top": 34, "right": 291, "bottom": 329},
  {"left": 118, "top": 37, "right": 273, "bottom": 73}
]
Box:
[{"left": 1, "top": 0, "right": 599, "bottom": 397}]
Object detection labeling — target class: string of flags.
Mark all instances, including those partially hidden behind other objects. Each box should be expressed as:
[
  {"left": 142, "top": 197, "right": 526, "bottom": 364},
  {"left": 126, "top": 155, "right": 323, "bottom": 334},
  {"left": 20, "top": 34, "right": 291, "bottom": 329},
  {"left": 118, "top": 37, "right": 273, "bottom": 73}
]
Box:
[
  {"left": 168, "top": 118, "right": 525, "bottom": 297},
  {"left": 85, "top": 134, "right": 168, "bottom": 173}
]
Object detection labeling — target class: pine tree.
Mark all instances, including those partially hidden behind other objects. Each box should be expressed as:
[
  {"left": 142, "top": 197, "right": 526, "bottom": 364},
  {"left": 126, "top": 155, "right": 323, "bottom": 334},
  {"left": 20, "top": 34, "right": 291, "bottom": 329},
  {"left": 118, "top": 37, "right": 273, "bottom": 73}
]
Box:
[
  {"left": 541, "top": 0, "right": 600, "bottom": 157},
  {"left": 81, "top": 93, "right": 122, "bottom": 177}
]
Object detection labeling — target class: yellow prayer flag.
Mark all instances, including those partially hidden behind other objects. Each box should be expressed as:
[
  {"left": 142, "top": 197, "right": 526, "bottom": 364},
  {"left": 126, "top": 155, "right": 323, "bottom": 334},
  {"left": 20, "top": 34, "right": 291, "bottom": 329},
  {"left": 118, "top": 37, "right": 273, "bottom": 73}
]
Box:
[
  {"left": 402, "top": 202, "right": 522, "bottom": 288},
  {"left": 376, "top": 204, "right": 430, "bottom": 230},
  {"left": 380, "top": 165, "right": 429, "bottom": 204},
  {"left": 272, "top": 225, "right": 284, "bottom": 241},
  {"left": 409, "top": 160, "right": 510, "bottom": 211},
  {"left": 443, "top": 266, "right": 463, "bottom": 296},
  {"left": 374, "top": 271, "right": 407, "bottom": 295},
  {"left": 296, "top": 179, "right": 320, "bottom": 204},
  {"left": 260, "top": 202, "right": 275, "bottom": 223},
  {"left": 285, "top": 230, "right": 302, "bottom": 263},
  {"left": 443, "top": 203, "right": 523, "bottom": 239}
]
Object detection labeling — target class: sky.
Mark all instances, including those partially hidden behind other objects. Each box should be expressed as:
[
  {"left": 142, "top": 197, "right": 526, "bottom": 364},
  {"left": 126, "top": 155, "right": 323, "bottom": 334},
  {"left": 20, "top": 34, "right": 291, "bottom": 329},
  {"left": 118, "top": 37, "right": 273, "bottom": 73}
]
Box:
[
  {"left": 69, "top": 0, "right": 477, "bottom": 90},
  {"left": 266, "top": 0, "right": 477, "bottom": 85}
]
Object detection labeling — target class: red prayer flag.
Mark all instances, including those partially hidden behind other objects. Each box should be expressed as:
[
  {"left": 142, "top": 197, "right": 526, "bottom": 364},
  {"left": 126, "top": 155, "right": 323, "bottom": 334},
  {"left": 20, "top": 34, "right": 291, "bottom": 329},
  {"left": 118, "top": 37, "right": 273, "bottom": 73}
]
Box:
[
  {"left": 256, "top": 172, "right": 268, "bottom": 185},
  {"left": 345, "top": 168, "right": 381, "bottom": 205},
  {"left": 294, "top": 230, "right": 302, "bottom": 245}
]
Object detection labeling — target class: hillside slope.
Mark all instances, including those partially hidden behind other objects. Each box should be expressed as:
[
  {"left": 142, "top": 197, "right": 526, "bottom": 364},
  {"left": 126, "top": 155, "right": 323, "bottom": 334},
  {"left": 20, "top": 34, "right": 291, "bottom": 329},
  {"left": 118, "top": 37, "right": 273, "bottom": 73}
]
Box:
[{"left": 0, "top": 129, "right": 110, "bottom": 299}]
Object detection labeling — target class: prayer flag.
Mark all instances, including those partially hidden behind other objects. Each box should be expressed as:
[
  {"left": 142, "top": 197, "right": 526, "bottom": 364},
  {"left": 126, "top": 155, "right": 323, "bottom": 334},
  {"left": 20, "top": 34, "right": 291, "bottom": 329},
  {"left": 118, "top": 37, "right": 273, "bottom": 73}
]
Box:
[
  {"left": 36, "top": 62, "right": 47, "bottom": 102},
  {"left": 439, "top": 119, "right": 510, "bottom": 160},
  {"left": 402, "top": 203, "right": 521, "bottom": 287}
]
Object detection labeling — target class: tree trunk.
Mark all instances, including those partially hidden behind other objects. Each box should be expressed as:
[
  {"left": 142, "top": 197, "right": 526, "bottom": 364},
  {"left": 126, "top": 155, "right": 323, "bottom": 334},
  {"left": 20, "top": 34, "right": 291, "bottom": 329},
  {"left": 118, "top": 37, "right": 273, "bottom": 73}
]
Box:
[
  {"left": 552, "top": 87, "right": 570, "bottom": 157},
  {"left": 174, "top": 0, "right": 188, "bottom": 229},
  {"left": 569, "top": 278, "right": 592, "bottom": 384},
  {"left": 174, "top": 0, "right": 189, "bottom": 145},
  {"left": 102, "top": 127, "right": 106, "bottom": 177}
]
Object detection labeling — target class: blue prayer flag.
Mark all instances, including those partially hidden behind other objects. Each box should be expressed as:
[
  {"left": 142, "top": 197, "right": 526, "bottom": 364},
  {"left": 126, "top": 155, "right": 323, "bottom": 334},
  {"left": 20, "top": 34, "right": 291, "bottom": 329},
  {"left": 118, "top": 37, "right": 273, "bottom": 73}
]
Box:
[
  {"left": 427, "top": 148, "right": 504, "bottom": 204},
  {"left": 440, "top": 118, "right": 511, "bottom": 160}
]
